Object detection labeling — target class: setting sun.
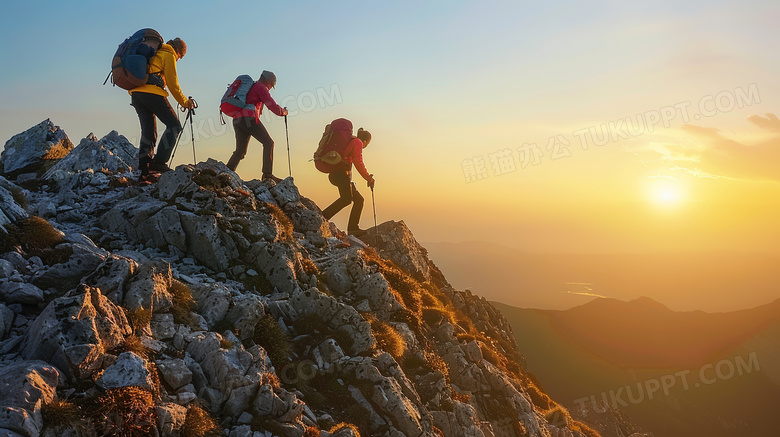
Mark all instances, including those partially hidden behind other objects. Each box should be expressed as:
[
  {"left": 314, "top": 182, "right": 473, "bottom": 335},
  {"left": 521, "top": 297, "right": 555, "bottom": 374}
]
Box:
[{"left": 647, "top": 179, "right": 685, "bottom": 207}]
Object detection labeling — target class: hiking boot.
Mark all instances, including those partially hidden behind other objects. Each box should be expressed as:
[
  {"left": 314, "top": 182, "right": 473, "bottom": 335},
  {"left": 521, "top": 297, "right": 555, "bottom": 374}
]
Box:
[
  {"left": 137, "top": 173, "right": 156, "bottom": 185},
  {"left": 149, "top": 160, "right": 172, "bottom": 173},
  {"left": 262, "top": 174, "right": 283, "bottom": 184}
]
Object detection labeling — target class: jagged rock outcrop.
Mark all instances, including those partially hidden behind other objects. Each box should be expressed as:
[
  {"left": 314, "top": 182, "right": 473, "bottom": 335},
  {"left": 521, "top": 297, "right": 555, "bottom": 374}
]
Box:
[
  {"left": 0, "top": 177, "right": 28, "bottom": 231},
  {"left": 19, "top": 284, "right": 132, "bottom": 381},
  {"left": 0, "top": 122, "right": 603, "bottom": 437},
  {"left": 0, "top": 119, "right": 73, "bottom": 177},
  {"left": 42, "top": 130, "right": 136, "bottom": 188}
]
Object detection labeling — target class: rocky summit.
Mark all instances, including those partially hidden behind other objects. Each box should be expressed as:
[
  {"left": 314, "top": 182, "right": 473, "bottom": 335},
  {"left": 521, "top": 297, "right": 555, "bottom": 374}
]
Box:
[{"left": 0, "top": 120, "right": 606, "bottom": 437}]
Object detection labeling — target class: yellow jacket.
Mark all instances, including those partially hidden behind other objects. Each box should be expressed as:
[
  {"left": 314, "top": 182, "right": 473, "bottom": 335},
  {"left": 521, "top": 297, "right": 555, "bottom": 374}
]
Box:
[{"left": 129, "top": 44, "right": 188, "bottom": 107}]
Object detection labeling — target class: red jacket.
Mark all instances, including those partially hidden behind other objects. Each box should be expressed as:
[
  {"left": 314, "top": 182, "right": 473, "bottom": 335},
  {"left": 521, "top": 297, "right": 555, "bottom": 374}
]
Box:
[
  {"left": 234, "top": 82, "right": 285, "bottom": 122},
  {"left": 343, "top": 138, "right": 371, "bottom": 181}
]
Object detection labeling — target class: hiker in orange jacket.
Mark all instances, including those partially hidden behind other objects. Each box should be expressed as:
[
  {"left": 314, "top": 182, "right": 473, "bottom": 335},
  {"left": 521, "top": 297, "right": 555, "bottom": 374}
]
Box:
[
  {"left": 226, "top": 70, "right": 288, "bottom": 182},
  {"left": 129, "top": 37, "right": 195, "bottom": 179},
  {"left": 322, "top": 128, "right": 375, "bottom": 235}
]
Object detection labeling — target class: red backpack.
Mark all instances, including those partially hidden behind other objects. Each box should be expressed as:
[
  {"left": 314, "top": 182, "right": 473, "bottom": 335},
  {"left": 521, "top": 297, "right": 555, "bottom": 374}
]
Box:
[
  {"left": 313, "top": 118, "right": 355, "bottom": 173},
  {"left": 219, "top": 75, "right": 255, "bottom": 119}
]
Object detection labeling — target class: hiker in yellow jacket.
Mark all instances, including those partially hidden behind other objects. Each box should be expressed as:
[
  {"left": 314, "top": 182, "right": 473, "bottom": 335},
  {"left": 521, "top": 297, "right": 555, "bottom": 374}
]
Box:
[{"left": 129, "top": 37, "right": 195, "bottom": 180}]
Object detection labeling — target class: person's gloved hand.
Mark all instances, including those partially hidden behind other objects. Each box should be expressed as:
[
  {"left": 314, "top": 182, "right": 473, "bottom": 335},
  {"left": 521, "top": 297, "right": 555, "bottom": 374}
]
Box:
[{"left": 367, "top": 174, "right": 375, "bottom": 189}]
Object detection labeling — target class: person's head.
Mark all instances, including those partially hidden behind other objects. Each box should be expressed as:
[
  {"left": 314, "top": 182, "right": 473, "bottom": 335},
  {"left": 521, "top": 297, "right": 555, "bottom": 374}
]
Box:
[
  {"left": 259, "top": 70, "right": 277, "bottom": 89},
  {"left": 357, "top": 128, "right": 371, "bottom": 147},
  {"left": 167, "top": 38, "right": 187, "bottom": 59}
]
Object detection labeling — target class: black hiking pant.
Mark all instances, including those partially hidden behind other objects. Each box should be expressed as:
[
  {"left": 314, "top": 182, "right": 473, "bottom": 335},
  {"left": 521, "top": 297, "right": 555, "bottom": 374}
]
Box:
[
  {"left": 229, "top": 117, "right": 274, "bottom": 175},
  {"left": 131, "top": 92, "right": 182, "bottom": 164},
  {"left": 322, "top": 170, "right": 363, "bottom": 231}
]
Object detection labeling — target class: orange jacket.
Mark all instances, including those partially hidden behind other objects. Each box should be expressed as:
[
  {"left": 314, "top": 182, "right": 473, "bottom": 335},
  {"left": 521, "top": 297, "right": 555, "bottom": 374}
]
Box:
[{"left": 128, "top": 44, "right": 188, "bottom": 107}]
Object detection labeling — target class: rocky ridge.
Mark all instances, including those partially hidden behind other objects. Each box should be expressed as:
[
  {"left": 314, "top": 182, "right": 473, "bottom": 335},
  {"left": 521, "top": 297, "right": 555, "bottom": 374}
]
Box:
[{"left": 0, "top": 120, "right": 603, "bottom": 437}]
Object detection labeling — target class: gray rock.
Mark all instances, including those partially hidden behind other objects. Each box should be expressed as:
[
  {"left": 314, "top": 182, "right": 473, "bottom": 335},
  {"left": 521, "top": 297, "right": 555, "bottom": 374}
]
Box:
[
  {"left": 247, "top": 242, "right": 297, "bottom": 294},
  {"left": 179, "top": 212, "right": 237, "bottom": 272},
  {"left": 157, "top": 358, "right": 193, "bottom": 391},
  {"left": 42, "top": 131, "right": 136, "bottom": 186},
  {"left": 0, "top": 259, "right": 14, "bottom": 279},
  {"left": 0, "top": 304, "right": 14, "bottom": 339},
  {"left": 288, "top": 288, "right": 374, "bottom": 355},
  {"left": 20, "top": 285, "right": 131, "bottom": 380},
  {"left": 0, "top": 253, "right": 26, "bottom": 274},
  {"left": 150, "top": 313, "right": 176, "bottom": 340},
  {"left": 229, "top": 425, "right": 254, "bottom": 437},
  {"left": 0, "top": 182, "right": 28, "bottom": 232},
  {"left": 154, "top": 166, "right": 200, "bottom": 202},
  {"left": 83, "top": 254, "right": 138, "bottom": 305},
  {"left": 156, "top": 402, "right": 187, "bottom": 437},
  {"left": 225, "top": 294, "right": 265, "bottom": 341},
  {"left": 0, "top": 282, "right": 44, "bottom": 305},
  {"left": 35, "top": 199, "right": 57, "bottom": 219},
  {"left": 1, "top": 119, "right": 73, "bottom": 176},
  {"left": 190, "top": 283, "right": 232, "bottom": 328},
  {"left": 31, "top": 242, "right": 106, "bottom": 290},
  {"left": 123, "top": 261, "right": 173, "bottom": 313},
  {"left": 366, "top": 220, "right": 440, "bottom": 284},
  {"left": 96, "top": 352, "right": 154, "bottom": 390},
  {"left": 223, "top": 382, "right": 259, "bottom": 418},
  {"left": 315, "top": 339, "right": 345, "bottom": 367},
  {"left": 0, "top": 360, "right": 60, "bottom": 437},
  {"left": 268, "top": 177, "right": 301, "bottom": 208}
]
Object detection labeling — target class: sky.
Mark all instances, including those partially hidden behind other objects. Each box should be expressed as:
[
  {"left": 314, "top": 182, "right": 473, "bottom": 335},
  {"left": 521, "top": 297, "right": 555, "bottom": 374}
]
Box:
[{"left": 1, "top": 0, "right": 780, "bottom": 255}]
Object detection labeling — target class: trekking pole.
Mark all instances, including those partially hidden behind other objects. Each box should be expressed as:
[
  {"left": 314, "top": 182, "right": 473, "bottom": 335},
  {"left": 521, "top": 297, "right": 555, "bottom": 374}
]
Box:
[
  {"left": 371, "top": 184, "right": 378, "bottom": 246},
  {"left": 168, "top": 108, "right": 190, "bottom": 168},
  {"left": 284, "top": 110, "right": 291, "bottom": 177},
  {"left": 188, "top": 97, "right": 198, "bottom": 164}
]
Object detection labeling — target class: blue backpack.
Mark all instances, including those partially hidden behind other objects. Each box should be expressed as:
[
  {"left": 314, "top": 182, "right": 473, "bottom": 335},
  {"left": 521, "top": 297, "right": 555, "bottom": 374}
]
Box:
[
  {"left": 104, "top": 29, "right": 164, "bottom": 90},
  {"left": 220, "top": 75, "right": 256, "bottom": 119}
]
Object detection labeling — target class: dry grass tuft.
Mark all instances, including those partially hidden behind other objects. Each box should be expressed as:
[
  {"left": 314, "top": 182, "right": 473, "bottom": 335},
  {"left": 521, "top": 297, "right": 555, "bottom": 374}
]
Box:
[
  {"left": 219, "top": 338, "right": 234, "bottom": 349},
  {"left": 181, "top": 403, "right": 223, "bottom": 437},
  {"left": 526, "top": 381, "right": 554, "bottom": 411},
  {"left": 122, "top": 334, "right": 151, "bottom": 360},
  {"left": 41, "top": 398, "right": 82, "bottom": 430},
  {"left": 0, "top": 216, "right": 72, "bottom": 264},
  {"left": 126, "top": 307, "right": 152, "bottom": 334},
  {"left": 303, "top": 426, "right": 320, "bottom": 437},
  {"left": 368, "top": 318, "right": 407, "bottom": 361},
  {"left": 328, "top": 422, "right": 362, "bottom": 437},
  {"left": 261, "top": 372, "right": 281, "bottom": 389},
  {"left": 92, "top": 387, "right": 157, "bottom": 437},
  {"left": 266, "top": 203, "right": 294, "bottom": 242},
  {"left": 253, "top": 314, "right": 292, "bottom": 368},
  {"left": 169, "top": 279, "right": 197, "bottom": 326},
  {"left": 300, "top": 256, "right": 319, "bottom": 275}
]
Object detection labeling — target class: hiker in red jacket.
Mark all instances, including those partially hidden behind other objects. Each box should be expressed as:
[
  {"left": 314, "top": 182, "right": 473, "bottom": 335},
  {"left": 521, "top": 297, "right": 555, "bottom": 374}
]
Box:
[
  {"left": 226, "top": 70, "right": 288, "bottom": 182},
  {"left": 321, "top": 128, "right": 375, "bottom": 235}
]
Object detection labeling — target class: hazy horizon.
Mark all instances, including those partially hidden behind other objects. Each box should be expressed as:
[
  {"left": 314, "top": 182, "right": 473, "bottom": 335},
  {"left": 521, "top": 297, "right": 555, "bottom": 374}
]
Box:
[{"left": 425, "top": 240, "right": 780, "bottom": 313}]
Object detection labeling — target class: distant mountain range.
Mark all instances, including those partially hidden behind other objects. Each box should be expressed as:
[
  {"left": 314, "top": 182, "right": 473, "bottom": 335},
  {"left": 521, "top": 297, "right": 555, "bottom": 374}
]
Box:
[
  {"left": 424, "top": 240, "right": 780, "bottom": 312},
  {"left": 494, "top": 296, "right": 780, "bottom": 437}
]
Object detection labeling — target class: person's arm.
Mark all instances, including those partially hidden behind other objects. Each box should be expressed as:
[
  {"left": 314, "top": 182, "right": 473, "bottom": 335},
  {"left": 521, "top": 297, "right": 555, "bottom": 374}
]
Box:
[
  {"left": 256, "top": 85, "right": 286, "bottom": 116},
  {"left": 349, "top": 139, "right": 373, "bottom": 183},
  {"left": 162, "top": 51, "right": 189, "bottom": 107}
]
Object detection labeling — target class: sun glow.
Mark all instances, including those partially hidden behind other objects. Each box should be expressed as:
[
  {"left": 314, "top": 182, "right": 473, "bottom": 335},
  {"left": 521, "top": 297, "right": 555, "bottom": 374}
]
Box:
[{"left": 647, "top": 179, "right": 685, "bottom": 207}]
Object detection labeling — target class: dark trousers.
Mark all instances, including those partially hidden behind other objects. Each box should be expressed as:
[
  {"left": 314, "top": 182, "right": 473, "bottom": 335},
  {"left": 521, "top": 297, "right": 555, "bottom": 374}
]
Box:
[
  {"left": 322, "top": 170, "right": 364, "bottom": 231},
  {"left": 131, "top": 92, "right": 182, "bottom": 163},
  {"left": 229, "top": 117, "right": 274, "bottom": 175}
]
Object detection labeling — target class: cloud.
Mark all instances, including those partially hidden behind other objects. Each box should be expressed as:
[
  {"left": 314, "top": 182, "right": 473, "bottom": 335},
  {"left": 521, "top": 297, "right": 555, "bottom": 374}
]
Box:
[
  {"left": 678, "top": 122, "right": 780, "bottom": 181},
  {"left": 747, "top": 113, "right": 780, "bottom": 133},
  {"left": 647, "top": 143, "right": 701, "bottom": 163}
]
